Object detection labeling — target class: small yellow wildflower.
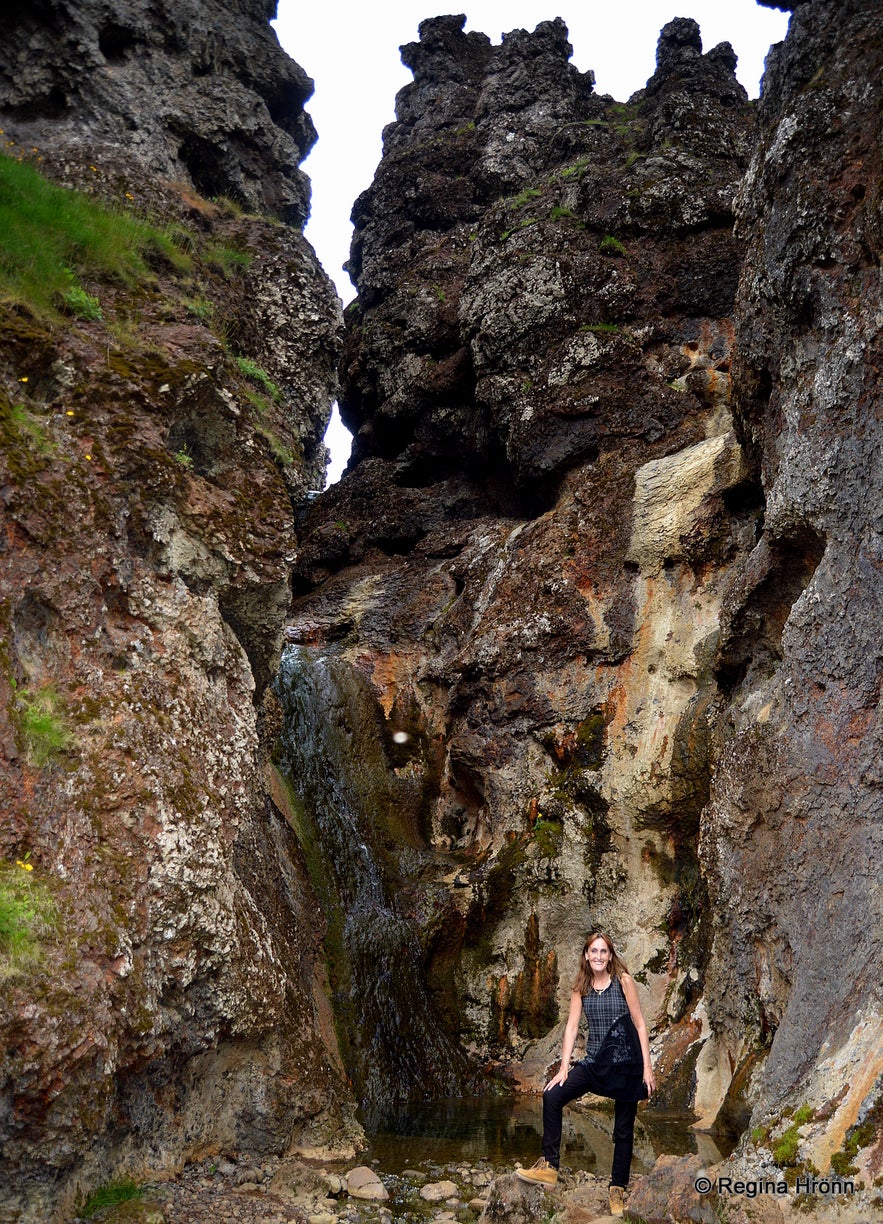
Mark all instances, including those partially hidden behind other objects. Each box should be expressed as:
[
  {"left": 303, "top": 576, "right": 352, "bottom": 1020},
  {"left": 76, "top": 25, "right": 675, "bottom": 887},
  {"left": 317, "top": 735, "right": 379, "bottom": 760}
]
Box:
[
  {"left": 16, "top": 860, "right": 34, "bottom": 872},
  {"left": 18, "top": 376, "right": 28, "bottom": 383},
  {"left": 89, "top": 165, "right": 98, "bottom": 172},
  {"left": 85, "top": 454, "right": 92, "bottom": 461},
  {"left": 66, "top": 410, "right": 75, "bottom": 417}
]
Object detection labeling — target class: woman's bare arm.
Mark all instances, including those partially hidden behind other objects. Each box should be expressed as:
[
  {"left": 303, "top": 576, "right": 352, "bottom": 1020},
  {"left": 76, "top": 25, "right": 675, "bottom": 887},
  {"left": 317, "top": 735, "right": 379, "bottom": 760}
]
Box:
[{"left": 543, "top": 989, "right": 584, "bottom": 1091}]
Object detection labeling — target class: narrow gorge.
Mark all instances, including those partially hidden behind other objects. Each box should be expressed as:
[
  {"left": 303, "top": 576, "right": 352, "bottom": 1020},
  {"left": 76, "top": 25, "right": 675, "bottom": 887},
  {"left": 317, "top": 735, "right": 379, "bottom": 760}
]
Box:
[{"left": 1, "top": 1, "right": 881, "bottom": 1222}]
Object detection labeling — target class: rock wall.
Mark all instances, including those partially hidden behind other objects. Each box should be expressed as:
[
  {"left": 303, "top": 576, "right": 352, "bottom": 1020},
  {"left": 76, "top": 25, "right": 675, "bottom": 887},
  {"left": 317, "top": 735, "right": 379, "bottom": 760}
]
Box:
[
  {"left": 705, "top": 0, "right": 883, "bottom": 1176},
  {"left": 286, "top": 1, "right": 883, "bottom": 1182},
  {"left": 0, "top": 0, "right": 315, "bottom": 223},
  {"left": 0, "top": 4, "right": 357, "bottom": 1222},
  {"left": 288, "top": 13, "right": 756, "bottom": 1110}
]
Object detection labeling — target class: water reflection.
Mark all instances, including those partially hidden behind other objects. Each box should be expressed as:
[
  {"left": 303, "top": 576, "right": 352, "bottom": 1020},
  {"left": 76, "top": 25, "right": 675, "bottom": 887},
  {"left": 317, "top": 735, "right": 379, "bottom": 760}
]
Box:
[{"left": 365, "top": 1096, "right": 729, "bottom": 1177}]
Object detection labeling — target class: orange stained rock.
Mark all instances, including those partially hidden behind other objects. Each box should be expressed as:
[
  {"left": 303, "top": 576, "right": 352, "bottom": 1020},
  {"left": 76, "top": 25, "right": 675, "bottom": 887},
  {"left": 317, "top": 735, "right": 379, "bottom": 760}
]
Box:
[
  {"left": 814, "top": 1015, "right": 883, "bottom": 1173},
  {"left": 368, "top": 651, "right": 410, "bottom": 718}
]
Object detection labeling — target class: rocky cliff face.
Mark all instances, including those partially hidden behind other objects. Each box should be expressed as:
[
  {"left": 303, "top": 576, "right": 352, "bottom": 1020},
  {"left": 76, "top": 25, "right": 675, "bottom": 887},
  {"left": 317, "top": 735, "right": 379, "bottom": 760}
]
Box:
[
  {"left": 4, "top": 0, "right": 882, "bottom": 1217},
  {"left": 0, "top": 0, "right": 315, "bottom": 223},
  {"left": 287, "top": 12, "right": 756, "bottom": 1110},
  {"left": 286, "top": 0, "right": 883, "bottom": 1186},
  {"left": 705, "top": 0, "right": 883, "bottom": 1176},
  {"left": 0, "top": 4, "right": 356, "bottom": 1222}
]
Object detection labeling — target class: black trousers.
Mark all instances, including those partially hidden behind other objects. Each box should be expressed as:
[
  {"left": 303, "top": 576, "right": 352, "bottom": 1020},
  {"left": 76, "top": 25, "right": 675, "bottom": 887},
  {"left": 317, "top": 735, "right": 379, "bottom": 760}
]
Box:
[{"left": 541, "top": 1061, "right": 639, "bottom": 1187}]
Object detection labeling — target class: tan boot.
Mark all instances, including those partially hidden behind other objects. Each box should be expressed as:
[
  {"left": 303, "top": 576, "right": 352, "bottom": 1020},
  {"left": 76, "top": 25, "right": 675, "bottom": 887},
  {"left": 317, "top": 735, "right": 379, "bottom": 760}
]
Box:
[
  {"left": 608, "top": 1184, "right": 626, "bottom": 1216},
  {"left": 516, "top": 1157, "right": 558, "bottom": 1188}
]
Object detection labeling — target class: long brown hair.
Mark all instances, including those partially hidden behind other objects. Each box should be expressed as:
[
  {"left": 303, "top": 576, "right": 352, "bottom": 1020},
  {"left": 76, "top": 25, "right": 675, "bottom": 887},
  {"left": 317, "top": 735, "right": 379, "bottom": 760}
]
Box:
[{"left": 572, "top": 931, "right": 630, "bottom": 995}]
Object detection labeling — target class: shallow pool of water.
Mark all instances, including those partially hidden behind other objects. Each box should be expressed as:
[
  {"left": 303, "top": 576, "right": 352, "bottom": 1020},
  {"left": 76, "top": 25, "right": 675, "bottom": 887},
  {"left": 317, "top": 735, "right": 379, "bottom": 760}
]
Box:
[{"left": 363, "top": 1096, "right": 731, "bottom": 1179}]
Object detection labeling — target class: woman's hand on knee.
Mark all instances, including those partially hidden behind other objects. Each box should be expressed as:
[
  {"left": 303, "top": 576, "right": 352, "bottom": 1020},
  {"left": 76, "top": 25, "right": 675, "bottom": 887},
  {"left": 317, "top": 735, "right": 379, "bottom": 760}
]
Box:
[{"left": 544, "top": 1067, "right": 569, "bottom": 1092}]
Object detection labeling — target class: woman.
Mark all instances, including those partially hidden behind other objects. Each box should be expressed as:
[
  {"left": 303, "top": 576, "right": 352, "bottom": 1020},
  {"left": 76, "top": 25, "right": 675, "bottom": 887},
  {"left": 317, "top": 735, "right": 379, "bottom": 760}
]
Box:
[{"left": 516, "top": 932, "right": 656, "bottom": 1218}]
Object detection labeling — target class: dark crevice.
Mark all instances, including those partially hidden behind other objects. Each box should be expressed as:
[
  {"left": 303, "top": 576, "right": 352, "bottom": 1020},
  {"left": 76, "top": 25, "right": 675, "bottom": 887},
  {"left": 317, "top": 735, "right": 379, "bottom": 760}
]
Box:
[
  {"left": 98, "top": 22, "right": 138, "bottom": 64},
  {"left": 715, "top": 525, "right": 827, "bottom": 692}
]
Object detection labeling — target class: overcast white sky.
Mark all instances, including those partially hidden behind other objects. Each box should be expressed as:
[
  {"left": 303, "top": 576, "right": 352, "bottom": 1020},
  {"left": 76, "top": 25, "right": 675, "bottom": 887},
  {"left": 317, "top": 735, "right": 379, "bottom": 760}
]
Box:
[{"left": 272, "top": 1, "right": 791, "bottom": 483}]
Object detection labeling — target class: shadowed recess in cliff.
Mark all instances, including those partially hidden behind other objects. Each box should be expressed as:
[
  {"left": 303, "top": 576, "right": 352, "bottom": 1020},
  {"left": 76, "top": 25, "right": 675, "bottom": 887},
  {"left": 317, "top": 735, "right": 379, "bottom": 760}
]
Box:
[
  {"left": 714, "top": 524, "right": 826, "bottom": 692},
  {"left": 274, "top": 646, "right": 475, "bottom": 1119}
]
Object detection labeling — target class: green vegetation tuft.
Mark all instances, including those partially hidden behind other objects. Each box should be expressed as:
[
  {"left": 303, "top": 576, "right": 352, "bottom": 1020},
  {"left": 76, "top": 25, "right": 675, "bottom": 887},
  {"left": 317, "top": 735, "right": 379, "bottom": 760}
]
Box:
[
  {"left": 830, "top": 1120, "right": 876, "bottom": 1178},
  {"left": 533, "top": 816, "right": 563, "bottom": 859},
  {"left": 62, "top": 282, "right": 103, "bottom": 320},
  {"left": 255, "top": 421, "right": 298, "bottom": 467},
  {"left": 0, "top": 152, "right": 189, "bottom": 318},
  {"left": 580, "top": 322, "right": 621, "bottom": 335},
  {"left": 510, "top": 186, "right": 543, "bottom": 209},
  {"left": 80, "top": 1178, "right": 144, "bottom": 1218},
  {"left": 600, "top": 233, "right": 627, "bottom": 257},
  {"left": 235, "top": 355, "right": 281, "bottom": 402},
  {"left": 0, "top": 860, "right": 58, "bottom": 976},
  {"left": 773, "top": 1124, "right": 801, "bottom": 1167},
  {"left": 205, "top": 239, "right": 251, "bottom": 279},
  {"left": 15, "top": 683, "right": 71, "bottom": 767},
  {"left": 4, "top": 402, "right": 55, "bottom": 456}
]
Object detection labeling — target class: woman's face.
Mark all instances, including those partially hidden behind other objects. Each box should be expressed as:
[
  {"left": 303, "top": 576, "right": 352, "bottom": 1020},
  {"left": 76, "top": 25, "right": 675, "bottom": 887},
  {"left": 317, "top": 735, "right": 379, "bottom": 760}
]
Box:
[{"left": 586, "top": 938, "right": 611, "bottom": 973}]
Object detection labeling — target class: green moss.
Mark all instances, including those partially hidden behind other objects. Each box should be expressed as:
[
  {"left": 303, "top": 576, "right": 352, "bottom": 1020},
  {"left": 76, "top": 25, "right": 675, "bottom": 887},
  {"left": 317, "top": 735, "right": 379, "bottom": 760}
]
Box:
[
  {"left": 270, "top": 765, "right": 354, "bottom": 1059},
  {"left": 773, "top": 1124, "right": 801, "bottom": 1167},
  {"left": 13, "top": 683, "right": 72, "bottom": 766},
  {"left": 830, "top": 1119, "right": 876, "bottom": 1178},
  {"left": 80, "top": 1179, "right": 144, "bottom": 1218},
  {"left": 532, "top": 816, "right": 563, "bottom": 859},
  {"left": 235, "top": 355, "right": 281, "bottom": 402},
  {"left": 0, "top": 860, "right": 58, "bottom": 977},
  {"left": 579, "top": 322, "right": 621, "bottom": 335},
  {"left": 600, "top": 234, "right": 627, "bottom": 257},
  {"left": 559, "top": 157, "right": 590, "bottom": 180}
]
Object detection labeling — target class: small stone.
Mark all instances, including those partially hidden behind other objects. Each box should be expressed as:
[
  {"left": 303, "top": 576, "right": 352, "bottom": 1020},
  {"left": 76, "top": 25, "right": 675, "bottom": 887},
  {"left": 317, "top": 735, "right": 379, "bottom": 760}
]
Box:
[
  {"left": 308, "top": 1214, "right": 336, "bottom": 1224},
  {"left": 346, "top": 1165, "right": 389, "bottom": 1201},
  {"left": 420, "top": 1180, "right": 459, "bottom": 1202},
  {"left": 235, "top": 1166, "right": 264, "bottom": 1185}
]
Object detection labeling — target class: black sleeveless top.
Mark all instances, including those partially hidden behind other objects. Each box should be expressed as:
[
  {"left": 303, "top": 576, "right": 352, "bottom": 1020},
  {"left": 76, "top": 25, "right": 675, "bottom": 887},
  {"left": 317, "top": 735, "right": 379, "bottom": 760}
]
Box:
[
  {"left": 582, "top": 976, "right": 630, "bottom": 1058},
  {"left": 578, "top": 976, "right": 649, "bottom": 1102}
]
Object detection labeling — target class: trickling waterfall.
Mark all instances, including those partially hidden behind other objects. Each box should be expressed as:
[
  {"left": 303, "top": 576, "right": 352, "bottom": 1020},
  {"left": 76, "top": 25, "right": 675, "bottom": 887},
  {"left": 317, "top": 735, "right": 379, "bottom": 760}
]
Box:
[{"left": 274, "top": 645, "right": 472, "bottom": 1120}]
